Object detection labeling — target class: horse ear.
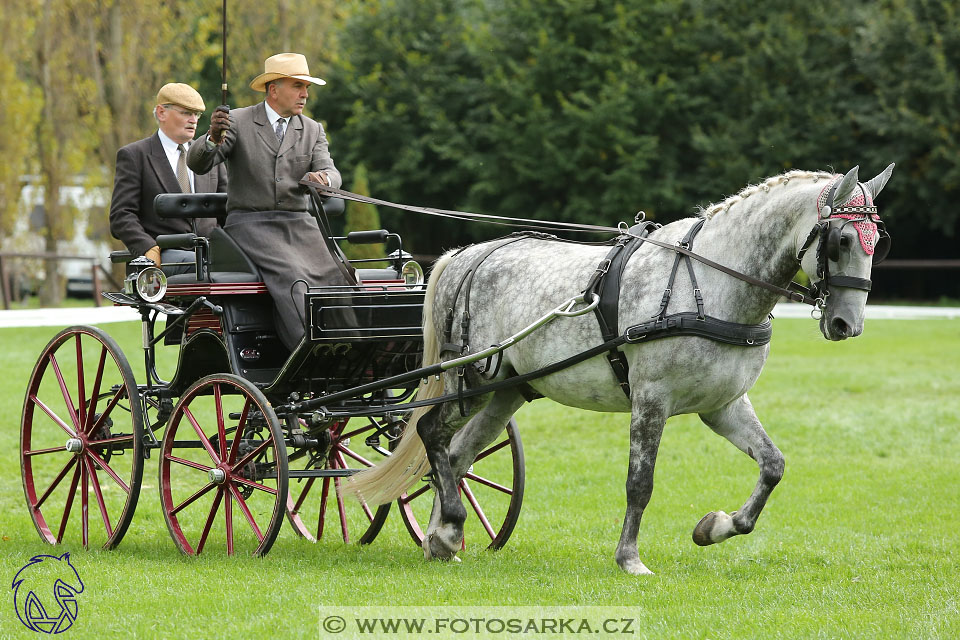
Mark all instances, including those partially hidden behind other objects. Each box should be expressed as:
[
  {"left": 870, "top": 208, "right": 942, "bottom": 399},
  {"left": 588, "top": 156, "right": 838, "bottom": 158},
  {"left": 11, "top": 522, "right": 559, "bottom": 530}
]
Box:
[
  {"left": 864, "top": 163, "right": 895, "bottom": 201},
  {"left": 833, "top": 166, "right": 860, "bottom": 207}
]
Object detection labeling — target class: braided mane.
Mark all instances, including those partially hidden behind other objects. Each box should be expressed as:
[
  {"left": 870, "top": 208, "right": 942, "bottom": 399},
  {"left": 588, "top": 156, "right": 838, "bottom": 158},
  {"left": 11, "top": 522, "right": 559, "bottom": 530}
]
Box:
[{"left": 698, "top": 170, "right": 836, "bottom": 219}]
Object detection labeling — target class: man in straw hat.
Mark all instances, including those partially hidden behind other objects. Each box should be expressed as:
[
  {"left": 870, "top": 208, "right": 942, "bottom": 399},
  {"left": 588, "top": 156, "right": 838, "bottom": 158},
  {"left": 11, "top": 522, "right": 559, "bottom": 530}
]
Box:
[
  {"left": 188, "top": 52, "right": 351, "bottom": 350},
  {"left": 110, "top": 83, "right": 227, "bottom": 274}
]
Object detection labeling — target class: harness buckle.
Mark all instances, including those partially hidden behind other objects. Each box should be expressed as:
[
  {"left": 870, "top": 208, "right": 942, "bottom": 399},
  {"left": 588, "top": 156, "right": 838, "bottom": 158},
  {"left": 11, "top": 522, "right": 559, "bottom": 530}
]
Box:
[{"left": 594, "top": 259, "right": 612, "bottom": 276}]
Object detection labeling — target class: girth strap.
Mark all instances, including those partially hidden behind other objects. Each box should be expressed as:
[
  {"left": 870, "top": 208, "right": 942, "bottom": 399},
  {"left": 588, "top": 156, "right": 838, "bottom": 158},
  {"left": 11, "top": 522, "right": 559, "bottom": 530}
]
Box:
[
  {"left": 584, "top": 221, "right": 660, "bottom": 397},
  {"left": 625, "top": 312, "right": 772, "bottom": 346}
]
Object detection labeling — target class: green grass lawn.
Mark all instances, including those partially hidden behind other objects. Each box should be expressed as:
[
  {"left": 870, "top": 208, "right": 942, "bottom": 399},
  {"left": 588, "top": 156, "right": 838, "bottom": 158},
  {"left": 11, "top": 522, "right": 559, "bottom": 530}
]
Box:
[{"left": 1, "top": 318, "right": 958, "bottom": 638}]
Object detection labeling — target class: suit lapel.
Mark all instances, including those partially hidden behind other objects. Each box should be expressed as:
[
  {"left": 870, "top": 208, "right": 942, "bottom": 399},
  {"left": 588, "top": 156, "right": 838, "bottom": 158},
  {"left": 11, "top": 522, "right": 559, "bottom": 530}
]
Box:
[
  {"left": 147, "top": 133, "right": 182, "bottom": 194},
  {"left": 278, "top": 115, "right": 302, "bottom": 156},
  {"left": 253, "top": 102, "right": 281, "bottom": 155}
]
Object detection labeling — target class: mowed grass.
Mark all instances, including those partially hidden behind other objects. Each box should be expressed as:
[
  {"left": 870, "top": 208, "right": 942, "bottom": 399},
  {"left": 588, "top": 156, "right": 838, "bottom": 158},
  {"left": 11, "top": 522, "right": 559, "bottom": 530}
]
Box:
[{"left": 1, "top": 317, "right": 958, "bottom": 638}]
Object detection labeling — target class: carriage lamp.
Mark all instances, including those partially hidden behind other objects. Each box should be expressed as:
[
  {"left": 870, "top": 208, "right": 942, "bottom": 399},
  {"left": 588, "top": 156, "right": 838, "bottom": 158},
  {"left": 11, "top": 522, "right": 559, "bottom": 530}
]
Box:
[
  {"left": 401, "top": 260, "right": 424, "bottom": 285},
  {"left": 123, "top": 257, "right": 168, "bottom": 303}
]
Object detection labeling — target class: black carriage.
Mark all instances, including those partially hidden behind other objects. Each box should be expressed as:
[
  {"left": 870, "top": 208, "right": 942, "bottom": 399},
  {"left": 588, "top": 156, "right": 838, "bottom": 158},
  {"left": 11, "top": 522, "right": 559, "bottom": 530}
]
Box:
[{"left": 20, "top": 189, "right": 523, "bottom": 556}]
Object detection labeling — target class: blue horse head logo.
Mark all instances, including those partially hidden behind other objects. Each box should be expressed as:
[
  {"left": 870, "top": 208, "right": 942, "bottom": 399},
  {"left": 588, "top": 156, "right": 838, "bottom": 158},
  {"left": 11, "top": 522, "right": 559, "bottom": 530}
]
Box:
[{"left": 11, "top": 553, "right": 84, "bottom": 634}]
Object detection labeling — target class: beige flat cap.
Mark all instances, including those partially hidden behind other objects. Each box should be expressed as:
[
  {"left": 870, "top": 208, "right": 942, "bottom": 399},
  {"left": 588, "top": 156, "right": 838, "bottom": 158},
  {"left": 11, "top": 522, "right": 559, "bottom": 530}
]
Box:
[
  {"left": 156, "top": 83, "right": 206, "bottom": 112},
  {"left": 249, "top": 53, "right": 326, "bottom": 92}
]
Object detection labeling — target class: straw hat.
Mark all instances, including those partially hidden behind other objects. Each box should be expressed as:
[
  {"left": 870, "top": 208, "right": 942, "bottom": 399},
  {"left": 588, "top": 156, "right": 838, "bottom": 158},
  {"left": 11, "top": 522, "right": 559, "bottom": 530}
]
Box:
[
  {"left": 156, "top": 83, "right": 205, "bottom": 112},
  {"left": 249, "top": 53, "right": 326, "bottom": 92}
]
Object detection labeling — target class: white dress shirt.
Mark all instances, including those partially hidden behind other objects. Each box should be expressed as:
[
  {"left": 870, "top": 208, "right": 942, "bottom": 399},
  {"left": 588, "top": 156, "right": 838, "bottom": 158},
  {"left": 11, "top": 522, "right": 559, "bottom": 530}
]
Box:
[{"left": 157, "top": 129, "right": 195, "bottom": 192}]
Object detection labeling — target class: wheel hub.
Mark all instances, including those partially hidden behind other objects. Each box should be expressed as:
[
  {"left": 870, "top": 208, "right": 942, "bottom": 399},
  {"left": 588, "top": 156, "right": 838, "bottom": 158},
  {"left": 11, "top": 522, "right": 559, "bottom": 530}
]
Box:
[
  {"left": 65, "top": 438, "right": 84, "bottom": 454},
  {"left": 208, "top": 468, "right": 227, "bottom": 485}
]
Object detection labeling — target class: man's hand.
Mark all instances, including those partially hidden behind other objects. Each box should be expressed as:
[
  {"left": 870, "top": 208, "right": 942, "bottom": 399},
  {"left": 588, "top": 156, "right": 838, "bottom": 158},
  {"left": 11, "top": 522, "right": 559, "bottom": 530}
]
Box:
[
  {"left": 305, "top": 171, "right": 330, "bottom": 186},
  {"left": 145, "top": 246, "right": 161, "bottom": 266},
  {"left": 208, "top": 106, "right": 231, "bottom": 144}
]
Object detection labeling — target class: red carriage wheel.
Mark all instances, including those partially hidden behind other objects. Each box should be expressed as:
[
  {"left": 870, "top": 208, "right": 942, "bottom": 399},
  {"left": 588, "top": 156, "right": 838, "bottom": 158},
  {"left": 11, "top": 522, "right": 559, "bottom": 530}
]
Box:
[
  {"left": 159, "top": 374, "right": 288, "bottom": 556},
  {"left": 286, "top": 417, "right": 392, "bottom": 544},
  {"left": 21, "top": 326, "right": 144, "bottom": 550},
  {"left": 398, "top": 418, "right": 524, "bottom": 550}
]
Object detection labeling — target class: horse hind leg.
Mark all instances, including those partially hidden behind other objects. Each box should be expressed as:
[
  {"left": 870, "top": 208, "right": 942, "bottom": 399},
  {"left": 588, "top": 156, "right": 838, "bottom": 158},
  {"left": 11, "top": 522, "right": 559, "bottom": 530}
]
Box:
[{"left": 693, "top": 394, "right": 784, "bottom": 546}]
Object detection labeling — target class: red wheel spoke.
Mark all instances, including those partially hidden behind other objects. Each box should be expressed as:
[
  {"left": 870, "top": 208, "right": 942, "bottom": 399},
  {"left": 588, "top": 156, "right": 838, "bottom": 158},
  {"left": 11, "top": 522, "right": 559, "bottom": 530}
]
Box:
[
  {"left": 461, "top": 480, "right": 496, "bottom": 540},
  {"left": 224, "top": 488, "right": 234, "bottom": 555},
  {"left": 86, "top": 449, "right": 130, "bottom": 494},
  {"left": 165, "top": 454, "right": 213, "bottom": 474},
  {"left": 84, "top": 345, "right": 108, "bottom": 432},
  {"left": 84, "top": 456, "right": 113, "bottom": 538},
  {"left": 336, "top": 443, "right": 376, "bottom": 467},
  {"left": 85, "top": 386, "right": 126, "bottom": 437},
  {"left": 228, "top": 398, "right": 252, "bottom": 463},
  {"left": 30, "top": 395, "right": 77, "bottom": 438},
  {"left": 317, "top": 477, "right": 331, "bottom": 539},
  {"left": 85, "top": 434, "right": 134, "bottom": 448},
  {"left": 24, "top": 445, "right": 70, "bottom": 458},
  {"left": 171, "top": 482, "right": 217, "bottom": 516},
  {"left": 231, "top": 476, "right": 278, "bottom": 495},
  {"left": 333, "top": 475, "right": 349, "bottom": 543},
  {"left": 34, "top": 457, "right": 79, "bottom": 510},
  {"left": 232, "top": 438, "right": 271, "bottom": 472},
  {"left": 184, "top": 407, "right": 221, "bottom": 464},
  {"left": 214, "top": 384, "right": 228, "bottom": 459},
  {"left": 75, "top": 335, "right": 87, "bottom": 433},
  {"left": 56, "top": 463, "right": 82, "bottom": 543},
  {"left": 334, "top": 450, "right": 374, "bottom": 521},
  {"left": 196, "top": 489, "right": 224, "bottom": 555},
  {"left": 463, "top": 472, "right": 512, "bottom": 495},
  {"left": 81, "top": 458, "right": 89, "bottom": 548},
  {"left": 49, "top": 353, "right": 81, "bottom": 432},
  {"left": 400, "top": 482, "right": 431, "bottom": 504},
  {"left": 292, "top": 477, "right": 316, "bottom": 513},
  {"left": 228, "top": 484, "right": 264, "bottom": 542},
  {"left": 473, "top": 438, "right": 509, "bottom": 463},
  {"left": 339, "top": 422, "right": 375, "bottom": 441}
]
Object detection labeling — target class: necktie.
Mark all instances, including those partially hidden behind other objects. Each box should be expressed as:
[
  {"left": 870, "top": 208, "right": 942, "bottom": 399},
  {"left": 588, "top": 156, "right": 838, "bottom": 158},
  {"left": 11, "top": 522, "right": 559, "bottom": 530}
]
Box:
[
  {"left": 176, "top": 144, "right": 191, "bottom": 193},
  {"left": 275, "top": 118, "right": 285, "bottom": 143}
]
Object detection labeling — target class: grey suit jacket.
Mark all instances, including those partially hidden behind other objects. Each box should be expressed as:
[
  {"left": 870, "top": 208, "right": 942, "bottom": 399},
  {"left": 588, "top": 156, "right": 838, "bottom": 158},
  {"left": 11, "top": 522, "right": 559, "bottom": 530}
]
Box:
[
  {"left": 186, "top": 102, "right": 341, "bottom": 214},
  {"left": 109, "top": 133, "right": 227, "bottom": 256}
]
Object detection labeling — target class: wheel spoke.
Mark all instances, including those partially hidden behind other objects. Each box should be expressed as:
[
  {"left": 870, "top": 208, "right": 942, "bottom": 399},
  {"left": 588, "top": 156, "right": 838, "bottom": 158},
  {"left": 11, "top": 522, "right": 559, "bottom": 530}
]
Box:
[
  {"left": 228, "top": 484, "right": 264, "bottom": 543},
  {"left": 24, "top": 445, "right": 71, "bottom": 458},
  {"left": 227, "top": 397, "right": 251, "bottom": 463},
  {"left": 34, "top": 456, "right": 79, "bottom": 510},
  {"left": 30, "top": 395, "right": 77, "bottom": 438},
  {"left": 463, "top": 471, "right": 512, "bottom": 495},
  {"left": 84, "top": 456, "right": 113, "bottom": 538},
  {"left": 232, "top": 438, "right": 271, "bottom": 472},
  {"left": 334, "top": 450, "right": 374, "bottom": 521},
  {"left": 337, "top": 443, "right": 376, "bottom": 467},
  {"left": 84, "top": 345, "right": 108, "bottom": 432},
  {"left": 171, "top": 482, "right": 217, "bottom": 516},
  {"left": 317, "top": 477, "right": 331, "bottom": 539},
  {"left": 461, "top": 479, "right": 496, "bottom": 540},
  {"left": 231, "top": 476, "right": 278, "bottom": 495},
  {"left": 399, "top": 482, "right": 431, "bottom": 504},
  {"left": 333, "top": 474, "right": 349, "bottom": 543},
  {"left": 81, "top": 458, "right": 89, "bottom": 548},
  {"left": 75, "top": 335, "right": 87, "bottom": 433},
  {"left": 473, "top": 438, "right": 509, "bottom": 463},
  {"left": 292, "top": 477, "right": 316, "bottom": 513},
  {"left": 85, "top": 386, "right": 126, "bottom": 437},
  {"left": 184, "top": 406, "right": 221, "bottom": 464},
  {"left": 86, "top": 449, "right": 130, "bottom": 494},
  {"left": 49, "top": 353, "right": 81, "bottom": 432},
  {"left": 224, "top": 488, "right": 234, "bottom": 555},
  {"left": 214, "top": 384, "right": 228, "bottom": 460},
  {"left": 166, "top": 454, "right": 213, "bottom": 474},
  {"left": 195, "top": 489, "right": 224, "bottom": 555},
  {"left": 56, "top": 463, "right": 82, "bottom": 544}
]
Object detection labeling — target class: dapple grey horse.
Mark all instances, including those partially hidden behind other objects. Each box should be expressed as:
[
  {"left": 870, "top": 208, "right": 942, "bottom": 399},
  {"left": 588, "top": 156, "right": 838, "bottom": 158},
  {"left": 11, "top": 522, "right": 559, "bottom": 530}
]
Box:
[{"left": 350, "top": 165, "right": 894, "bottom": 574}]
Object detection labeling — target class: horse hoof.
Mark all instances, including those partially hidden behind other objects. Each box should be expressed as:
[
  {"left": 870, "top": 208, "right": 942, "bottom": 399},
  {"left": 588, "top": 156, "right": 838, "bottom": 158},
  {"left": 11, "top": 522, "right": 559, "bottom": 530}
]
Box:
[
  {"left": 693, "top": 510, "right": 736, "bottom": 546},
  {"left": 619, "top": 558, "right": 654, "bottom": 576},
  {"left": 424, "top": 530, "right": 461, "bottom": 561}
]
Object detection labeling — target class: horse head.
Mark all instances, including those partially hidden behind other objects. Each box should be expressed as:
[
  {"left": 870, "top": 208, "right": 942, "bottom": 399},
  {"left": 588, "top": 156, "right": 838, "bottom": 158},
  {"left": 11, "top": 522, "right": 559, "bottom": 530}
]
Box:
[{"left": 798, "top": 163, "right": 895, "bottom": 340}]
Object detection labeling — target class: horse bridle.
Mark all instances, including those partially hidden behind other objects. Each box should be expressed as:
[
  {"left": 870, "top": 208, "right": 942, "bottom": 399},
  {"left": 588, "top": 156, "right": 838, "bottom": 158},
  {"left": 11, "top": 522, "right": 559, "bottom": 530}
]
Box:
[{"left": 794, "top": 180, "right": 891, "bottom": 309}]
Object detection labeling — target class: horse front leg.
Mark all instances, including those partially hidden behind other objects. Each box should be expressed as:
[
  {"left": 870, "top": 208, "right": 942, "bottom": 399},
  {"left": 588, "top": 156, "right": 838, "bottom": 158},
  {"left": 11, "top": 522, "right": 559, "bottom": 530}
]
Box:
[
  {"left": 694, "top": 394, "right": 784, "bottom": 546},
  {"left": 417, "top": 403, "right": 468, "bottom": 561},
  {"left": 616, "top": 401, "right": 668, "bottom": 575}
]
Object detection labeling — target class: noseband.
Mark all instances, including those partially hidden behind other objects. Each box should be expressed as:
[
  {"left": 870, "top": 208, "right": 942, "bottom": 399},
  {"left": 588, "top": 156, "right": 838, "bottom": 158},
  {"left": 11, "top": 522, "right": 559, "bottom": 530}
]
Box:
[{"left": 795, "top": 180, "right": 891, "bottom": 308}]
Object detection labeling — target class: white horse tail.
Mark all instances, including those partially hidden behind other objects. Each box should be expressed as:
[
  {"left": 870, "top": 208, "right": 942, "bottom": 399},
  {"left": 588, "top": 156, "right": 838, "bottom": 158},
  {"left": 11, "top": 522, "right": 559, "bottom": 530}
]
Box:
[{"left": 347, "top": 250, "right": 458, "bottom": 505}]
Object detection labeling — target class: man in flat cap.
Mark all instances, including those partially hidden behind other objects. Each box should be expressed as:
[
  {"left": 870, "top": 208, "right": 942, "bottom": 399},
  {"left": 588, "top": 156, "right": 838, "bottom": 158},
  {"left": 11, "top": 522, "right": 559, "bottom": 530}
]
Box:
[
  {"left": 110, "top": 83, "right": 227, "bottom": 274},
  {"left": 188, "top": 52, "right": 352, "bottom": 351}
]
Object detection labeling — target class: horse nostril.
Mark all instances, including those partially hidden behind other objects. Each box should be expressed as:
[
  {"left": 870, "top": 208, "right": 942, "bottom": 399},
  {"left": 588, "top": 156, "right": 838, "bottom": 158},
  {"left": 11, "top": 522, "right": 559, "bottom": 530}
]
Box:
[{"left": 830, "top": 317, "right": 849, "bottom": 337}]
